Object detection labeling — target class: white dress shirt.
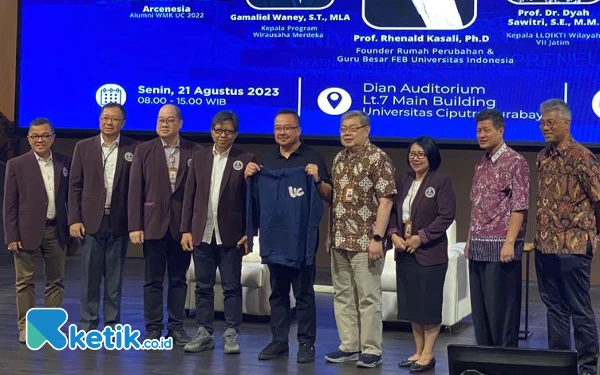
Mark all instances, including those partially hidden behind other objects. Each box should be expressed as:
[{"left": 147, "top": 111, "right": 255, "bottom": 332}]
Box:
[
  {"left": 101, "top": 134, "right": 120, "bottom": 208},
  {"left": 162, "top": 137, "right": 180, "bottom": 193},
  {"left": 202, "top": 145, "right": 231, "bottom": 245},
  {"left": 402, "top": 180, "right": 421, "bottom": 222},
  {"left": 411, "top": 0, "right": 463, "bottom": 29},
  {"left": 35, "top": 151, "right": 56, "bottom": 220}
]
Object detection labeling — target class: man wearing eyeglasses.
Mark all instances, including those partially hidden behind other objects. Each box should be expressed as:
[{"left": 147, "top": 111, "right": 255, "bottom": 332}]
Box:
[
  {"left": 244, "top": 109, "right": 331, "bottom": 363},
  {"left": 4, "top": 118, "right": 70, "bottom": 343},
  {"left": 535, "top": 99, "right": 600, "bottom": 375},
  {"left": 128, "top": 104, "right": 200, "bottom": 344},
  {"left": 69, "top": 103, "right": 138, "bottom": 333},
  {"left": 180, "top": 110, "right": 256, "bottom": 354},
  {"left": 325, "top": 110, "right": 396, "bottom": 368}
]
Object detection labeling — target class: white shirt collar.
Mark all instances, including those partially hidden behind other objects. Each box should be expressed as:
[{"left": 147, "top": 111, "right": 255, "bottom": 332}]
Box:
[
  {"left": 101, "top": 134, "right": 120, "bottom": 148},
  {"left": 489, "top": 143, "right": 507, "bottom": 164},
  {"left": 34, "top": 149, "right": 53, "bottom": 162},
  {"left": 212, "top": 144, "right": 232, "bottom": 157},
  {"left": 161, "top": 137, "right": 180, "bottom": 149}
]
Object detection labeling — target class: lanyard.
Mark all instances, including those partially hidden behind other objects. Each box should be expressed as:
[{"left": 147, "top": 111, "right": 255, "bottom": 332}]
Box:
[
  {"left": 102, "top": 143, "right": 118, "bottom": 168},
  {"left": 101, "top": 143, "right": 118, "bottom": 199},
  {"left": 167, "top": 147, "right": 178, "bottom": 169}
]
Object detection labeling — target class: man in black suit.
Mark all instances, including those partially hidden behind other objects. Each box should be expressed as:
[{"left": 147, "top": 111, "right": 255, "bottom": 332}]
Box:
[
  {"left": 181, "top": 110, "right": 257, "bottom": 354},
  {"left": 364, "top": 0, "right": 474, "bottom": 29}
]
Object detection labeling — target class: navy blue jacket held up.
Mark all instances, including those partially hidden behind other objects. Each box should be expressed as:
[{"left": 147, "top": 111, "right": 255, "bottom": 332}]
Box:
[{"left": 246, "top": 166, "right": 323, "bottom": 268}]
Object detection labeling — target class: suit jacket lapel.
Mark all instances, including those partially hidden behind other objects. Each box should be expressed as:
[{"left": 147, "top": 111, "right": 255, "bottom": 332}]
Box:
[
  {"left": 204, "top": 151, "right": 215, "bottom": 195},
  {"left": 52, "top": 155, "right": 62, "bottom": 198},
  {"left": 92, "top": 135, "right": 105, "bottom": 184},
  {"left": 28, "top": 151, "right": 46, "bottom": 196},
  {"left": 174, "top": 143, "right": 190, "bottom": 192},
  {"left": 410, "top": 173, "right": 430, "bottom": 221},
  {"left": 111, "top": 139, "right": 125, "bottom": 191},
  {"left": 154, "top": 139, "right": 171, "bottom": 189},
  {"left": 219, "top": 152, "right": 235, "bottom": 200}
]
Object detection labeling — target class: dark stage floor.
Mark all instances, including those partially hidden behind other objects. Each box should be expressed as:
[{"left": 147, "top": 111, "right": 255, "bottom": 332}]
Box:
[{"left": 0, "top": 251, "right": 597, "bottom": 374}]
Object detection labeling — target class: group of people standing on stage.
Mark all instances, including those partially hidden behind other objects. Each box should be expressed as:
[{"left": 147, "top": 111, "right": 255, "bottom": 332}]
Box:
[
  {"left": 466, "top": 99, "right": 600, "bottom": 375},
  {"left": 3, "top": 98, "right": 598, "bottom": 374}
]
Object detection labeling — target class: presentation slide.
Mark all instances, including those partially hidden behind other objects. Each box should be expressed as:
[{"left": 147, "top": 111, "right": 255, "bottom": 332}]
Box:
[{"left": 16, "top": 0, "right": 600, "bottom": 143}]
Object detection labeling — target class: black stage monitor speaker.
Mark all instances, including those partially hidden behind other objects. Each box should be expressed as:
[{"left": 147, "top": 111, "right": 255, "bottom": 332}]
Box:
[{"left": 447, "top": 344, "right": 578, "bottom": 375}]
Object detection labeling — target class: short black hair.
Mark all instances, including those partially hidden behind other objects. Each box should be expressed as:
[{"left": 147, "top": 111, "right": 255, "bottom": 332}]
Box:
[
  {"left": 407, "top": 136, "right": 442, "bottom": 172},
  {"left": 475, "top": 109, "right": 505, "bottom": 129},
  {"left": 212, "top": 110, "right": 239, "bottom": 132},
  {"left": 101, "top": 102, "right": 126, "bottom": 119},
  {"left": 275, "top": 109, "right": 300, "bottom": 126},
  {"left": 28, "top": 117, "right": 54, "bottom": 134}
]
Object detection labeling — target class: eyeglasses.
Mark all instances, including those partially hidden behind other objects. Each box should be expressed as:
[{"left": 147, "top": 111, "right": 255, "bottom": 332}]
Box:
[
  {"left": 157, "top": 118, "right": 178, "bottom": 126},
  {"left": 274, "top": 126, "right": 299, "bottom": 133},
  {"left": 28, "top": 134, "right": 54, "bottom": 141},
  {"left": 408, "top": 152, "right": 426, "bottom": 160},
  {"left": 100, "top": 116, "right": 124, "bottom": 123},
  {"left": 539, "top": 119, "right": 565, "bottom": 129},
  {"left": 213, "top": 128, "right": 235, "bottom": 136},
  {"left": 340, "top": 124, "right": 367, "bottom": 134}
]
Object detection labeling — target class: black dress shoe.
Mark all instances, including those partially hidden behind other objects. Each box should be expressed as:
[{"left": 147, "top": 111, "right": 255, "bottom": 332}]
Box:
[
  {"left": 409, "top": 357, "right": 436, "bottom": 373},
  {"left": 398, "top": 358, "right": 416, "bottom": 367},
  {"left": 258, "top": 341, "right": 289, "bottom": 360},
  {"left": 167, "top": 328, "right": 192, "bottom": 346},
  {"left": 143, "top": 329, "right": 162, "bottom": 341}
]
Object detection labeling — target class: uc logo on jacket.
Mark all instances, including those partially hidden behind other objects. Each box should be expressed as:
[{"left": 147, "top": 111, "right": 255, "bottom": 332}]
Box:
[{"left": 288, "top": 186, "right": 305, "bottom": 198}]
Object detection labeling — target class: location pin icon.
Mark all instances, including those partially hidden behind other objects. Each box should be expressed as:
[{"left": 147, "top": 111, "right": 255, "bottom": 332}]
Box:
[{"left": 327, "top": 92, "right": 342, "bottom": 110}]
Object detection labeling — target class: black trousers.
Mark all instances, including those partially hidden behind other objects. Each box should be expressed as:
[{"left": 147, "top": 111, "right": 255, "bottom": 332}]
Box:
[
  {"left": 469, "top": 260, "right": 522, "bottom": 347},
  {"left": 268, "top": 263, "right": 316, "bottom": 344},
  {"left": 193, "top": 240, "right": 243, "bottom": 334},
  {"left": 80, "top": 215, "right": 129, "bottom": 331},
  {"left": 143, "top": 230, "right": 191, "bottom": 331},
  {"left": 535, "top": 248, "right": 599, "bottom": 371}
]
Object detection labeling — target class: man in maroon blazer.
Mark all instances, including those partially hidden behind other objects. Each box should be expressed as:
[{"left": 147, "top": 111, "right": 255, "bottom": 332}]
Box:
[
  {"left": 128, "top": 104, "right": 199, "bottom": 344},
  {"left": 68, "top": 102, "right": 138, "bottom": 332},
  {"left": 180, "top": 110, "right": 257, "bottom": 354},
  {"left": 3, "top": 118, "right": 70, "bottom": 343}
]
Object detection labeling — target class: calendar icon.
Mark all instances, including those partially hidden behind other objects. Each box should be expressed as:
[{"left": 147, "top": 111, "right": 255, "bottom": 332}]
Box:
[{"left": 95, "top": 83, "right": 127, "bottom": 106}]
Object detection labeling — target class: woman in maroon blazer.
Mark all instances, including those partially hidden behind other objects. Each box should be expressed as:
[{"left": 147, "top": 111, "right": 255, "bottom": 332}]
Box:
[{"left": 388, "top": 136, "right": 456, "bottom": 373}]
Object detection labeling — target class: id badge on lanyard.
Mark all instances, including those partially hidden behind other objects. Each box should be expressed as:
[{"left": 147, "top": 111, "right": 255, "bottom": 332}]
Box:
[
  {"left": 342, "top": 183, "right": 355, "bottom": 203},
  {"left": 404, "top": 220, "right": 412, "bottom": 238},
  {"left": 168, "top": 167, "right": 178, "bottom": 185}
]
